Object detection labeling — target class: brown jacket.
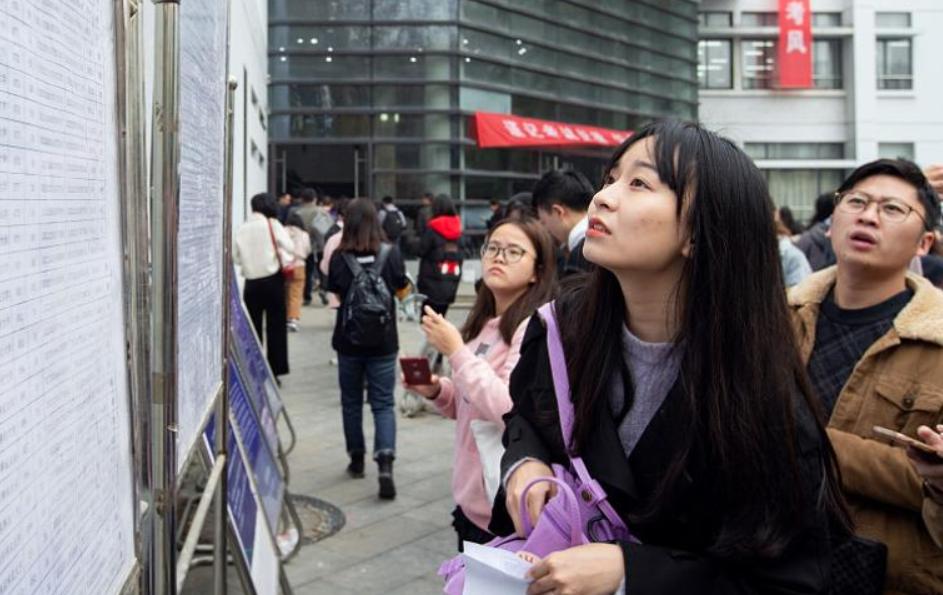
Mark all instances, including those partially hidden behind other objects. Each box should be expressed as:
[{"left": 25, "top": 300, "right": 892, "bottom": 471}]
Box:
[{"left": 789, "top": 268, "right": 943, "bottom": 595}]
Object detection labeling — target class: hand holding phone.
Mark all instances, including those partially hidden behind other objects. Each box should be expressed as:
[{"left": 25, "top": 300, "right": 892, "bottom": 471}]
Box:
[{"left": 872, "top": 425, "right": 939, "bottom": 455}]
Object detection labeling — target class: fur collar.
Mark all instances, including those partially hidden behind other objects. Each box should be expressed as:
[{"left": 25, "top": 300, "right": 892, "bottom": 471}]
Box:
[{"left": 788, "top": 266, "right": 943, "bottom": 347}]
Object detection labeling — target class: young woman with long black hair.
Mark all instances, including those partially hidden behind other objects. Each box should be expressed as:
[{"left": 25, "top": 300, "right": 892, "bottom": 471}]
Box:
[
  {"left": 404, "top": 218, "right": 557, "bottom": 550},
  {"left": 491, "top": 120, "right": 850, "bottom": 594},
  {"left": 326, "top": 199, "right": 409, "bottom": 500}
]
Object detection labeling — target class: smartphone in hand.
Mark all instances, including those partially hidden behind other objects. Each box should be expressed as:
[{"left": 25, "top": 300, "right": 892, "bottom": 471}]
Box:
[
  {"left": 872, "top": 425, "right": 939, "bottom": 455},
  {"left": 400, "top": 357, "right": 432, "bottom": 385}
]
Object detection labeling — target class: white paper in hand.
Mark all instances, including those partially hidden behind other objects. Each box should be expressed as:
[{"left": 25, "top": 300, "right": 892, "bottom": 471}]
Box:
[{"left": 462, "top": 542, "right": 533, "bottom": 595}]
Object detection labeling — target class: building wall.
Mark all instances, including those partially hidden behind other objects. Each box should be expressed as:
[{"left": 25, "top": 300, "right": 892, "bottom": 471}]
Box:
[
  {"left": 229, "top": 0, "right": 269, "bottom": 226},
  {"left": 267, "top": 0, "right": 699, "bottom": 207},
  {"left": 698, "top": 0, "right": 943, "bottom": 222}
]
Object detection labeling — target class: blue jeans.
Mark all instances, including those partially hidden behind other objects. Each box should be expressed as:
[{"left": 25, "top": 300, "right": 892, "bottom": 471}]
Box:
[{"left": 337, "top": 353, "right": 397, "bottom": 458}]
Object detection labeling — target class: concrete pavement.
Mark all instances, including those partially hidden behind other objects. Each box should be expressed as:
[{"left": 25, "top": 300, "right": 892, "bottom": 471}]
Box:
[{"left": 281, "top": 293, "right": 471, "bottom": 594}]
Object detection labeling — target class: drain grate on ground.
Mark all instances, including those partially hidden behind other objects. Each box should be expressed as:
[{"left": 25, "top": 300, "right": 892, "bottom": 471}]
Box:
[{"left": 290, "top": 494, "right": 346, "bottom": 545}]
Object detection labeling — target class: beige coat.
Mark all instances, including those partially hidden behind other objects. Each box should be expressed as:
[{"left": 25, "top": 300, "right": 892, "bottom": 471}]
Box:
[{"left": 789, "top": 267, "right": 943, "bottom": 595}]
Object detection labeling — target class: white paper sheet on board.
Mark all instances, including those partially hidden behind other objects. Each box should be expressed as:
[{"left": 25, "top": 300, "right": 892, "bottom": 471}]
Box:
[
  {"left": 175, "top": 0, "right": 229, "bottom": 473},
  {"left": 0, "top": 0, "right": 136, "bottom": 592}
]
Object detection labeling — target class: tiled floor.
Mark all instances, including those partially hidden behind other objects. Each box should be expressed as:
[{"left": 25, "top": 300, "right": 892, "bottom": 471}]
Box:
[
  {"left": 282, "top": 301, "right": 461, "bottom": 595},
  {"left": 183, "top": 295, "right": 465, "bottom": 594}
]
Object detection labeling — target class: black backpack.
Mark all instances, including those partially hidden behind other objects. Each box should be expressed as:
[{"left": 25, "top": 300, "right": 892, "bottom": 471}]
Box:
[
  {"left": 341, "top": 245, "right": 394, "bottom": 348},
  {"left": 381, "top": 208, "right": 406, "bottom": 242}
]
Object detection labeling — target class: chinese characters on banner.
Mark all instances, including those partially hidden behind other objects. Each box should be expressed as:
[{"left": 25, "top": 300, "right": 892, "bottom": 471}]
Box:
[
  {"left": 472, "top": 111, "right": 632, "bottom": 149},
  {"left": 778, "top": 0, "right": 812, "bottom": 88}
]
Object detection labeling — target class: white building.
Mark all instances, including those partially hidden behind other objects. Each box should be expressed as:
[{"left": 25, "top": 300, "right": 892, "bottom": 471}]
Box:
[
  {"left": 697, "top": 0, "right": 943, "bottom": 222},
  {"left": 228, "top": 0, "right": 269, "bottom": 225}
]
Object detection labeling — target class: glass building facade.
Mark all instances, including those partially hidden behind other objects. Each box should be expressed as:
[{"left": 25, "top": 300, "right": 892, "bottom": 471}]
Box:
[{"left": 268, "top": 0, "right": 698, "bottom": 219}]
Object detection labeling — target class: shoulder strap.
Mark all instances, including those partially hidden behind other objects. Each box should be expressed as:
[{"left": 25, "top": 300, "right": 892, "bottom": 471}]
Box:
[
  {"left": 342, "top": 252, "right": 363, "bottom": 276},
  {"left": 538, "top": 301, "right": 630, "bottom": 536},
  {"left": 372, "top": 243, "right": 392, "bottom": 273},
  {"left": 537, "top": 302, "right": 575, "bottom": 451},
  {"left": 266, "top": 218, "right": 284, "bottom": 268}
]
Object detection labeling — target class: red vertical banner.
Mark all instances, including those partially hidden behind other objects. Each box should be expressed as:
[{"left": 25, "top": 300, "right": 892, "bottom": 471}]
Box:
[{"left": 778, "top": 0, "right": 812, "bottom": 88}]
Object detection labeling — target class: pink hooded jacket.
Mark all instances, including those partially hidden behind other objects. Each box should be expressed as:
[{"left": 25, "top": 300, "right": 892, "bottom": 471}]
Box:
[{"left": 430, "top": 316, "right": 530, "bottom": 531}]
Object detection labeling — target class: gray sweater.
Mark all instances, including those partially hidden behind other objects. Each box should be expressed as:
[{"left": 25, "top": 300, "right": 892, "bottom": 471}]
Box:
[{"left": 609, "top": 326, "right": 682, "bottom": 457}]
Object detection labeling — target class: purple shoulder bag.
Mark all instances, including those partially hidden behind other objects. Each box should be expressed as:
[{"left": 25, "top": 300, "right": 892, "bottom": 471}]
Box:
[{"left": 438, "top": 302, "right": 634, "bottom": 594}]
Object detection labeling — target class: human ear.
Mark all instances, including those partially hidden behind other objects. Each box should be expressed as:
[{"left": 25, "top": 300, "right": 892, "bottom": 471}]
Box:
[
  {"left": 916, "top": 230, "right": 936, "bottom": 256},
  {"left": 552, "top": 204, "right": 567, "bottom": 220}
]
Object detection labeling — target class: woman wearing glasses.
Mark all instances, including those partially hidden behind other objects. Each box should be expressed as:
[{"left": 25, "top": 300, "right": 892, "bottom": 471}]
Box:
[{"left": 403, "top": 218, "right": 557, "bottom": 550}]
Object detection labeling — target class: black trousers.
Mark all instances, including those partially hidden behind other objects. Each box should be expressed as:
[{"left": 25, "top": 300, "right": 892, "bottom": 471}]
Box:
[
  {"left": 452, "top": 506, "right": 494, "bottom": 552},
  {"left": 243, "top": 272, "right": 289, "bottom": 376},
  {"left": 303, "top": 252, "right": 317, "bottom": 302}
]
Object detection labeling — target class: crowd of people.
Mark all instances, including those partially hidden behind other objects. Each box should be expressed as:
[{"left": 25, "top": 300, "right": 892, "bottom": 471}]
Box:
[{"left": 234, "top": 119, "right": 943, "bottom": 594}]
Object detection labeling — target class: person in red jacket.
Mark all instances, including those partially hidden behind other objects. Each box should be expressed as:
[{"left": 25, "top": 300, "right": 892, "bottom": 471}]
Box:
[{"left": 417, "top": 194, "right": 464, "bottom": 316}]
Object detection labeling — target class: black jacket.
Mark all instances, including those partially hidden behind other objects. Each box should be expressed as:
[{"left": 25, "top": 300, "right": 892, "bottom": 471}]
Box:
[
  {"left": 417, "top": 215, "right": 463, "bottom": 306},
  {"left": 326, "top": 244, "right": 408, "bottom": 357},
  {"left": 490, "top": 317, "right": 836, "bottom": 594},
  {"left": 557, "top": 238, "right": 592, "bottom": 278}
]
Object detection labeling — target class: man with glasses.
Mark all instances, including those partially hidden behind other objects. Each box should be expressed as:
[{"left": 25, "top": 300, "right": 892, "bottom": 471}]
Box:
[{"left": 788, "top": 159, "right": 943, "bottom": 592}]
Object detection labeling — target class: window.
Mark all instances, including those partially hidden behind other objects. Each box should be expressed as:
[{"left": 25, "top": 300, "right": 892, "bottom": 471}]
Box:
[
  {"left": 813, "top": 40, "right": 842, "bottom": 89},
  {"left": 745, "top": 143, "right": 845, "bottom": 160},
  {"left": 876, "top": 12, "right": 911, "bottom": 28},
  {"left": 878, "top": 142, "right": 915, "bottom": 160},
  {"left": 699, "top": 12, "right": 732, "bottom": 27},
  {"left": 373, "top": 144, "right": 457, "bottom": 170},
  {"left": 269, "top": 114, "right": 370, "bottom": 138},
  {"left": 812, "top": 12, "right": 842, "bottom": 27},
  {"left": 764, "top": 169, "right": 846, "bottom": 223},
  {"left": 269, "top": 26, "right": 371, "bottom": 51},
  {"left": 269, "top": 55, "right": 371, "bottom": 79},
  {"left": 741, "top": 39, "right": 842, "bottom": 90},
  {"left": 742, "top": 39, "right": 776, "bottom": 89},
  {"left": 697, "top": 39, "right": 732, "bottom": 89},
  {"left": 741, "top": 12, "right": 777, "bottom": 26},
  {"left": 877, "top": 38, "right": 913, "bottom": 89}
]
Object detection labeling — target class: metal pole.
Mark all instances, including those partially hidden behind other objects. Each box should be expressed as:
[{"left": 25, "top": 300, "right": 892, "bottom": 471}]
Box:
[
  {"left": 115, "top": 0, "right": 152, "bottom": 586},
  {"left": 149, "top": 1, "right": 181, "bottom": 593},
  {"left": 214, "top": 74, "right": 238, "bottom": 595},
  {"left": 353, "top": 147, "right": 360, "bottom": 198}
]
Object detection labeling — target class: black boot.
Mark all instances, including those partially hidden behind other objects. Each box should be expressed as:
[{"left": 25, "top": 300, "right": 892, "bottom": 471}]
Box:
[
  {"left": 377, "top": 453, "right": 396, "bottom": 500},
  {"left": 346, "top": 452, "right": 365, "bottom": 478}
]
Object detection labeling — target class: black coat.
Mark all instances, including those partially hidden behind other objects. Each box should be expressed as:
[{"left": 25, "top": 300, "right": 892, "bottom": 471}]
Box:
[
  {"left": 557, "top": 238, "right": 592, "bottom": 278},
  {"left": 490, "top": 317, "right": 836, "bottom": 594},
  {"left": 417, "top": 217, "right": 463, "bottom": 306}
]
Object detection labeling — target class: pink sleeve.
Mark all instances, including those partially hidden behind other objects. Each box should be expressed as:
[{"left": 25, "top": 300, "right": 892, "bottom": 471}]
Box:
[
  {"left": 430, "top": 377, "right": 457, "bottom": 419},
  {"left": 320, "top": 234, "right": 340, "bottom": 276},
  {"left": 448, "top": 318, "right": 529, "bottom": 424}
]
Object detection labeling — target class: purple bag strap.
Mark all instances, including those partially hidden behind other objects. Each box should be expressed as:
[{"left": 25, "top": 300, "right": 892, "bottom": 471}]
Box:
[
  {"left": 519, "top": 475, "right": 585, "bottom": 545},
  {"left": 537, "top": 302, "right": 629, "bottom": 535}
]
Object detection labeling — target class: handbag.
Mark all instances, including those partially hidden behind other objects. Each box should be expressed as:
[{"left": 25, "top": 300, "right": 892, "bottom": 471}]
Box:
[
  {"left": 828, "top": 535, "right": 887, "bottom": 595},
  {"left": 438, "top": 302, "right": 635, "bottom": 595},
  {"left": 266, "top": 218, "right": 295, "bottom": 280}
]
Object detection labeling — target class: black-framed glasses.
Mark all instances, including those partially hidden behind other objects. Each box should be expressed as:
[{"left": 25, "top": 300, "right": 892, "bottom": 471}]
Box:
[
  {"left": 834, "top": 191, "right": 927, "bottom": 226},
  {"left": 480, "top": 242, "right": 532, "bottom": 263}
]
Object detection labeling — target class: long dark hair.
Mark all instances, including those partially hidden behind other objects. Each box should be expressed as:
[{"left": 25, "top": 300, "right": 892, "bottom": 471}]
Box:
[
  {"left": 432, "top": 194, "right": 457, "bottom": 217},
  {"left": 462, "top": 219, "right": 557, "bottom": 344},
  {"left": 339, "top": 198, "right": 383, "bottom": 253},
  {"left": 558, "top": 120, "right": 849, "bottom": 557}
]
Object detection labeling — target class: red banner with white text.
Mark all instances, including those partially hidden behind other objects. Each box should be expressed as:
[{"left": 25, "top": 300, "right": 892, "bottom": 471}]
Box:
[
  {"left": 471, "top": 111, "right": 632, "bottom": 149},
  {"left": 778, "top": 0, "right": 812, "bottom": 88}
]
